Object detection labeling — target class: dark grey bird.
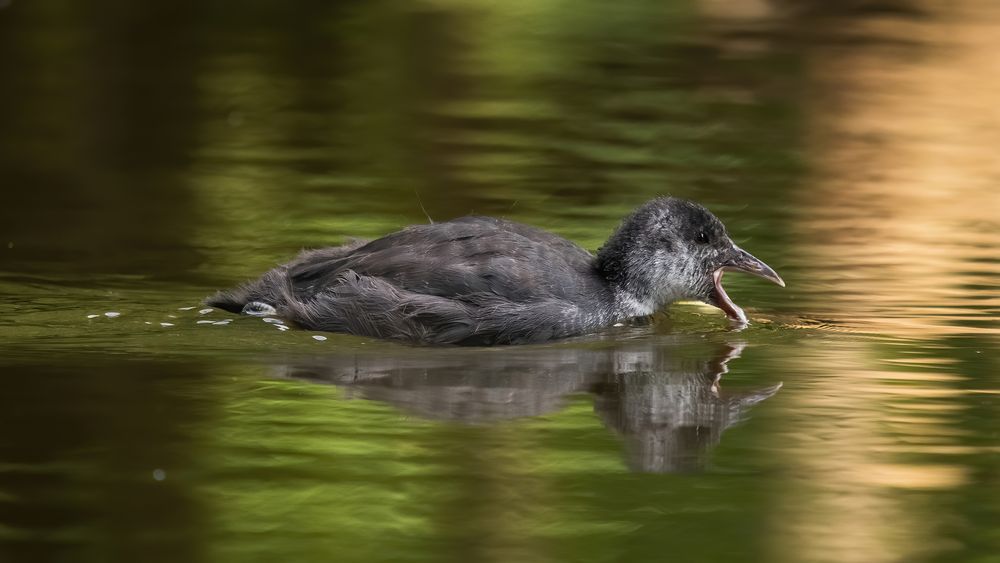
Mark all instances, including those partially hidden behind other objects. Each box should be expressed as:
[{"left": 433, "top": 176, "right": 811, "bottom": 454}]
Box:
[{"left": 206, "top": 197, "right": 784, "bottom": 345}]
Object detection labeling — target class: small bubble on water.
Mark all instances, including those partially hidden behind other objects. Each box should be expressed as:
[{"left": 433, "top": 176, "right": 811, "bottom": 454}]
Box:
[
  {"left": 199, "top": 308, "right": 214, "bottom": 315},
  {"left": 213, "top": 320, "right": 231, "bottom": 326},
  {"left": 104, "top": 312, "right": 121, "bottom": 318},
  {"left": 312, "top": 335, "right": 327, "bottom": 341},
  {"left": 160, "top": 322, "right": 174, "bottom": 327},
  {"left": 196, "top": 320, "right": 215, "bottom": 324},
  {"left": 177, "top": 306, "right": 195, "bottom": 311},
  {"left": 152, "top": 469, "right": 166, "bottom": 481},
  {"left": 87, "top": 314, "right": 99, "bottom": 319},
  {"left": 144, "top": 322, "right": 152, "bottom": 325},
  {"left": 276, "top": 325, "right": 290, "bottom": 331},
  {"left": 262, "top": 317, "right": 281, "bottom": 324}
]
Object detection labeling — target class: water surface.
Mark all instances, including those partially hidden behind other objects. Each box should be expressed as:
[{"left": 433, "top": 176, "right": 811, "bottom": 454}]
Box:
[{"left": 1, "top": 1, "right": 998, "bottom": 562}]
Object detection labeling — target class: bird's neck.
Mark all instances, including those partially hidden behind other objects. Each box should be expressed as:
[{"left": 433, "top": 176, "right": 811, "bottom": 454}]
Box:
[{"left": 595, "top": 240, "right": 684, "bottom": 319}]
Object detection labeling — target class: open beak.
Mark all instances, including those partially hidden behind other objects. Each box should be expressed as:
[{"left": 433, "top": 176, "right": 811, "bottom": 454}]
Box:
[{"left": 708, "top": 246, "right": 784, "bottom": 325}]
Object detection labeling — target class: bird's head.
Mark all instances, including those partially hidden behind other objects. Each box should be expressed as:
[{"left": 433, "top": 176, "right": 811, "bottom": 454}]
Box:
[{"left": 597, "top": 197, "right": 784, "bottom": 324}]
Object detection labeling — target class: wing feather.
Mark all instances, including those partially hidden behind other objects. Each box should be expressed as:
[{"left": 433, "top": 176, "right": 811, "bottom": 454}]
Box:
[{"left": 287, "top": 217, "right": 600, "bottom": 302}]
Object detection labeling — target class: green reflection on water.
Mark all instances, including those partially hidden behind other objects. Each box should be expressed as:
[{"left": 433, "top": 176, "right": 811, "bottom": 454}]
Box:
[{"left": 1, "top": 1, "right": 998, "bottom": 563}]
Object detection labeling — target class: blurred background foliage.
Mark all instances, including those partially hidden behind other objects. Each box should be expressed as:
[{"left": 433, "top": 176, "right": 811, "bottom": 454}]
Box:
[{"left": 0, "top": 0, "right": 814, "bottom": 281}]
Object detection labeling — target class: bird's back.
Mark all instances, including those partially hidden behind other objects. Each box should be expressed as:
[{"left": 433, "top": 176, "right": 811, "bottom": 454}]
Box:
[{"left": 289, "top": 216, "right": 602, "bottom": 304}]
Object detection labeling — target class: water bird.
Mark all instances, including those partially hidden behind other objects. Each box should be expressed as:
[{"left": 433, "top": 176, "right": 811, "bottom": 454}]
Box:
[{"left": 207, "top": 197, "right": 784, "bottom": 345}]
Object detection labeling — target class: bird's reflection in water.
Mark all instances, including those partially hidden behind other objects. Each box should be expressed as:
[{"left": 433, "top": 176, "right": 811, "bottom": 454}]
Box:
[
  {"left": 592, "top": 343, "right": 781, "bottom": 472},
  {"left": 277, "top": 337, "right": 780, "bottom": 473}
]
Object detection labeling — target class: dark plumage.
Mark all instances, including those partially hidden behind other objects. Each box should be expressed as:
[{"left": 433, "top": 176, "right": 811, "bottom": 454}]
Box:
[{"left": 206, "top": 197, "right": 784, "bottom": 345}]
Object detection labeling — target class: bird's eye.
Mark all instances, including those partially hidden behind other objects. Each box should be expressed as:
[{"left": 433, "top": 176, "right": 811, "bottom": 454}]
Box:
[{"left": 696, "top": 231, "right": 710, "bottom": 244}]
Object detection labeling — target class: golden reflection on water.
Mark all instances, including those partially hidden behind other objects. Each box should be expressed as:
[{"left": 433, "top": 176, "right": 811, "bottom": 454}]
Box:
[
  {"left": 771, "top": 342, "right": 970, "bottom": 563},
  {"left": 793, "top": 2, "right": 1000, "bottom": 338},
  {"left": 775, "top": 2, "right": 1000, "bottom": 562}
]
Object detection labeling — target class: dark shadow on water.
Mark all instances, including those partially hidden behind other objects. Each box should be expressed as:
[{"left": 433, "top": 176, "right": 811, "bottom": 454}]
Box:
[{"left": 276, "top": 338, "right": 781, "bottom": 473}]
